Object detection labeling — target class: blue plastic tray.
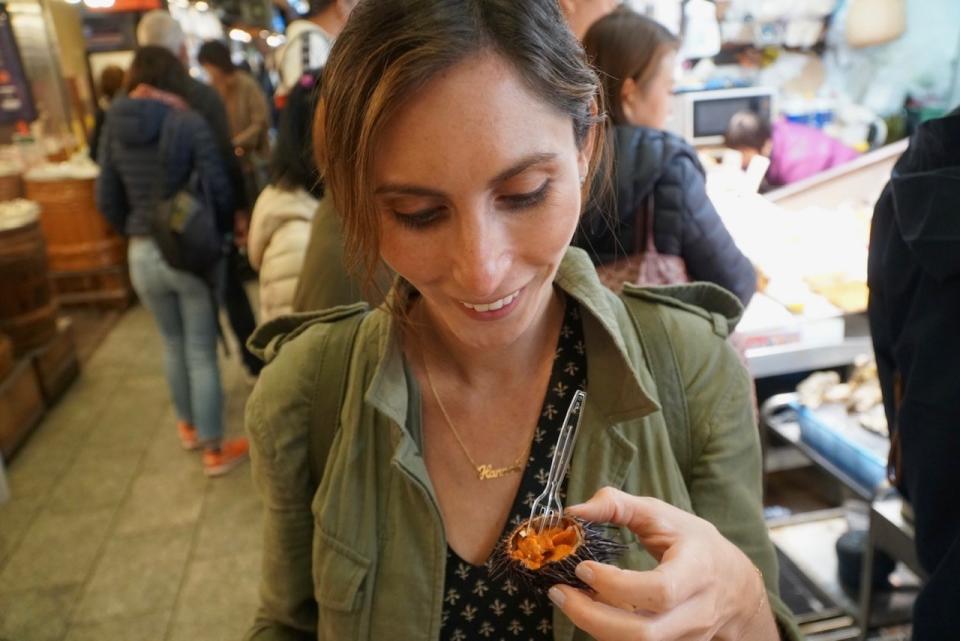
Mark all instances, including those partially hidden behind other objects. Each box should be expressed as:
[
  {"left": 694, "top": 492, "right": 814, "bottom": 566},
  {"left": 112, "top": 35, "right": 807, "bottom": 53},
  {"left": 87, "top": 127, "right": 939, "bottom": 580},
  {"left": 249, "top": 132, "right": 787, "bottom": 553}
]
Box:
[{"left": 790, "top": 401, "right": 888, "bottom": 494}]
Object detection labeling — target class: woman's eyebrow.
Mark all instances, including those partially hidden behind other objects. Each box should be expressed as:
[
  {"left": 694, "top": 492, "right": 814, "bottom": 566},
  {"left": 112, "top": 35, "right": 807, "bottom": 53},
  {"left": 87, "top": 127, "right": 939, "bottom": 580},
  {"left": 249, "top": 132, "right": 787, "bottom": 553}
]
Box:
[
  {"left": 489, "top": 152, "right": 557, "bottom": 186},
  {"left": 373, "top": 152, "right": 558, "bottom": 197}
]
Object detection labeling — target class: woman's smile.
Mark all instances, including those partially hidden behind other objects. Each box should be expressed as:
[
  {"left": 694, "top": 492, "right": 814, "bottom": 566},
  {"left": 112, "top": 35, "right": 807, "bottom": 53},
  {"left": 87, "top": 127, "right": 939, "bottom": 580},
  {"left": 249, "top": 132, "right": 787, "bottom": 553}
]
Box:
[{"left": 457, "top": 287, "right": 523, "bottom": 320}]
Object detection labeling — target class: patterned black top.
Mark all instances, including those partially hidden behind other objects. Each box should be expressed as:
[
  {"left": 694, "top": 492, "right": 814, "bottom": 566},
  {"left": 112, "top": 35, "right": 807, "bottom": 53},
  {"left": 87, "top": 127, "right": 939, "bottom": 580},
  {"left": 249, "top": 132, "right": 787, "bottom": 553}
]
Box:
[{"left": 439, "top": 299, "right": 587, "bottom": 641}]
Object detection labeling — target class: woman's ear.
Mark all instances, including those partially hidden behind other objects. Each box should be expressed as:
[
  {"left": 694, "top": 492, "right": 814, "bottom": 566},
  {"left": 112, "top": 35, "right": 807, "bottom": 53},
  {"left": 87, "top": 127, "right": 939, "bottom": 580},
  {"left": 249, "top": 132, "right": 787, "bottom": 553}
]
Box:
[
  {"left": 577, "top": 99, "right": 600, "bottom": 185},
  {"left": 619, "top": 77, "right": 639, "bottom": 126}
]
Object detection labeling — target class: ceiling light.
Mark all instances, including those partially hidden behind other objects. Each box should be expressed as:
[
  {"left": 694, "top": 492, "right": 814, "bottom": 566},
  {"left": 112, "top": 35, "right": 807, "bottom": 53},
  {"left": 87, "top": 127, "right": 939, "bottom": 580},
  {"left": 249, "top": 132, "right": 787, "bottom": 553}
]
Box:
[{"left": 229, "top": 28, "right": 252, "bottom": 43}]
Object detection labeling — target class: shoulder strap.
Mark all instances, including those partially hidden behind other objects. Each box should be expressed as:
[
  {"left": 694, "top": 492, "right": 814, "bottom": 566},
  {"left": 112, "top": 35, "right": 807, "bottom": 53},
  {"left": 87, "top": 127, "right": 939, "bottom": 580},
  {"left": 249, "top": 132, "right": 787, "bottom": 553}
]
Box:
[
  {"left": 307, "top": 312, "right": 367, "bottom": 486},
  {"left": 620, "top": 295, "right": 692, "bottom": 484}
]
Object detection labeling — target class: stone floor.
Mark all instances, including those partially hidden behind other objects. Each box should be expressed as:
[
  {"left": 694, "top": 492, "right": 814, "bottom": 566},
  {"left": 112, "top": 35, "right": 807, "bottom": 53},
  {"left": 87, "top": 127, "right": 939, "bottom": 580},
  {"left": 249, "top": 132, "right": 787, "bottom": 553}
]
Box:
[{"left": 0, "top": 304, "right": 261, "bottom": 641}]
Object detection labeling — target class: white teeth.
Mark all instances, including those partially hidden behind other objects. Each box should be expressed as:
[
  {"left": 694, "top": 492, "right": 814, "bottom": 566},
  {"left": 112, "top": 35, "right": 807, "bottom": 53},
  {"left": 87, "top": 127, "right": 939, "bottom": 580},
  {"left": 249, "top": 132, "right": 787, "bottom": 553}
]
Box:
[{"left": 461, "top": 290, "right": 519, "bottom": 312}]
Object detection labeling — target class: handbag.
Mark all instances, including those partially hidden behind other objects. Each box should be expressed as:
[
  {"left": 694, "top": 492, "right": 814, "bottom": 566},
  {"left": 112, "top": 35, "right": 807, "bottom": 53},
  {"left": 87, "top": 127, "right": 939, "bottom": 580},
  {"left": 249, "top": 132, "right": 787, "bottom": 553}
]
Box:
[
  {"left": 151, "top": 175, "right": 224, "bottom": 277},
  {"left": 150, "top": 120, "right": 225, "bottom": 278},
  {"left": 596, "top": 193, "right": 690, "bottom": 293}
]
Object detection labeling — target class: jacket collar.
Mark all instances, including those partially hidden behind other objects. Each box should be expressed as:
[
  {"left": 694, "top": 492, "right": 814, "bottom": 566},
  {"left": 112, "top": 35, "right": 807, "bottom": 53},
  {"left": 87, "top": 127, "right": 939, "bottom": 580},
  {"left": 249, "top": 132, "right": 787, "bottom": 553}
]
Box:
[{"left": 363, "top": 247, "right": 658, "bottom": 434}]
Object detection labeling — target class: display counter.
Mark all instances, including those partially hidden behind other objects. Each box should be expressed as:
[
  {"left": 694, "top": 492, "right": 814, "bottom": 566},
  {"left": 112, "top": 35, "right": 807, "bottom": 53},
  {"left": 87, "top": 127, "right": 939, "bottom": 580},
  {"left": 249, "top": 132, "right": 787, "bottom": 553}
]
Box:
[{"left": 709, "top": 140, "right": 909, "bottom": 378}]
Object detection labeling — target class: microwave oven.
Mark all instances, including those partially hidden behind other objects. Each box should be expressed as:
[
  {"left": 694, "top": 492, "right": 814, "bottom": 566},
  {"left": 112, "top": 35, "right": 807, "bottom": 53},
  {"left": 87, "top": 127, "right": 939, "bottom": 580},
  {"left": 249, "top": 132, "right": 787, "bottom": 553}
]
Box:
[{"left": 665, "top": 86, "right": 776, "bottom": 147}]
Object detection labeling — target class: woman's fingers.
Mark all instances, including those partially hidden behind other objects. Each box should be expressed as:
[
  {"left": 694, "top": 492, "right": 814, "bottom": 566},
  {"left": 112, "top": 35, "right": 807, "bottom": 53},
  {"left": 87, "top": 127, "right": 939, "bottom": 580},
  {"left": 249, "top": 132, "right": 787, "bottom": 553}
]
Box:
[
  {"left": 565, "top": 487, "right": 695, "bottom": 555},
  {"left": 549, "top": 584, "right": 662, "bottom": 641},
  {"left": 566, "top": 487, "right": 691, "bottom": 529},
  {"left": 574, "top": 551, "right": 710, "bottom": 615},
  {"left": 551, "top": 583, "right": 721, "bottom": 641}
]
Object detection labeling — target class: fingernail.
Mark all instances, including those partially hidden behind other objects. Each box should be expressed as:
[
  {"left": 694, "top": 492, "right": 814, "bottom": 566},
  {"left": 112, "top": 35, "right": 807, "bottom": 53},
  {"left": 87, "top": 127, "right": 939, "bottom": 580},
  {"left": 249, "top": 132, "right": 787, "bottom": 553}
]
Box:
[
  {"left": 548, "top": 586, "right": 566, "bottom": 607},
  {"left": 575, "top": 563, "right": 594, "bottom": 583}
]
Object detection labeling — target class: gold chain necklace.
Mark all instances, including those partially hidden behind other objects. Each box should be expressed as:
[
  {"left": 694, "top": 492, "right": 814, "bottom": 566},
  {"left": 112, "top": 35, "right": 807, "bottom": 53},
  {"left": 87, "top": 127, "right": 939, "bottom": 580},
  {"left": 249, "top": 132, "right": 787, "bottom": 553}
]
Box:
[{"left": 419, "top": 344, "right": 529, "bottom": 481}]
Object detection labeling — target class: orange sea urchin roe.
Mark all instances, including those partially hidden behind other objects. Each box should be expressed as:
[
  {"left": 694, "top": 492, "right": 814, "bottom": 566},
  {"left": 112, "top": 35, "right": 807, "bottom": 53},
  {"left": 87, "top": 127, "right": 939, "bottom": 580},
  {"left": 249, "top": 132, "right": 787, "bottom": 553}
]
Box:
[{"left": 510, "top": 523, "right": 580, "bottom": 570}]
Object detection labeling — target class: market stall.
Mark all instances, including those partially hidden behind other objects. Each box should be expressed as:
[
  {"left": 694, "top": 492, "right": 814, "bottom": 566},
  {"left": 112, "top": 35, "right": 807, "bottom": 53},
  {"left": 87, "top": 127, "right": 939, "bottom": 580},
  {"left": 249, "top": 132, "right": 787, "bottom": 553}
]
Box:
[{"left": 708, "top": 139, "right": 908, "bottom": 378}]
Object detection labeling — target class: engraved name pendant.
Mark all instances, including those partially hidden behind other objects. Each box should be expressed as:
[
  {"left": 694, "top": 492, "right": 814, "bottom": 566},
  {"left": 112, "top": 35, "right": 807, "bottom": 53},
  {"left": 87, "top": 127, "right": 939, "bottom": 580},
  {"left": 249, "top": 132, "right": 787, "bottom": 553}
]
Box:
[{"left": 477, "top": 463, "right": 523, "bottom": 480}]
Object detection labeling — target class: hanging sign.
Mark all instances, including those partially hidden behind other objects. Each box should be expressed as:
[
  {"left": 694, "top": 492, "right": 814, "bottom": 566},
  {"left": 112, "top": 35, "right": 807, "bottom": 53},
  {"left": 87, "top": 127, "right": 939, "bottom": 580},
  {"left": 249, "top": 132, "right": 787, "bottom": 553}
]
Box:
[{"left": 0, "top": 7, "right": 37, "bottom": 124}]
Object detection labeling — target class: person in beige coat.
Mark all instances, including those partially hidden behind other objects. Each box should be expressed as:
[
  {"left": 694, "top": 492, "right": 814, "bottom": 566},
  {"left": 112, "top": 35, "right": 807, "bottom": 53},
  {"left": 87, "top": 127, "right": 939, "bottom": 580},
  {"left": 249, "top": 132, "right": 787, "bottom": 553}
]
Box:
[
  {"left": 249, "top": 186, "right": 319, "bottom": 320},
  {"left": 247, "top": 71, "right": 323, "bottom": 321}
]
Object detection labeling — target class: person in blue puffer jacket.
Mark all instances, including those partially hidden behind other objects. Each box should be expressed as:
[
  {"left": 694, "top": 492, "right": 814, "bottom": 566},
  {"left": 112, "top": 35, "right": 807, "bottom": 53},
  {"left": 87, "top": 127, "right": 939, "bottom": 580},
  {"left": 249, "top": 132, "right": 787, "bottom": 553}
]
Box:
[
  {"left": 96, "top": 45, "right": 249, "bottom": 477},
  {"left": 576, "top": 7, "right": 756, "bottom": 306}
]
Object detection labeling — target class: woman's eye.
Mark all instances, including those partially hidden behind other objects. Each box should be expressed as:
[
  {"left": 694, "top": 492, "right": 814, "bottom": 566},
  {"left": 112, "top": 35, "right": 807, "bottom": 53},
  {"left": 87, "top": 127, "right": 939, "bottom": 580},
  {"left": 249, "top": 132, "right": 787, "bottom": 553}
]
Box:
[
  {"left": 500, "top": 179, "right": 551, "bottom": 210},
  {"left": 392, "top": 207, "right": 444, "bottom": 229}
]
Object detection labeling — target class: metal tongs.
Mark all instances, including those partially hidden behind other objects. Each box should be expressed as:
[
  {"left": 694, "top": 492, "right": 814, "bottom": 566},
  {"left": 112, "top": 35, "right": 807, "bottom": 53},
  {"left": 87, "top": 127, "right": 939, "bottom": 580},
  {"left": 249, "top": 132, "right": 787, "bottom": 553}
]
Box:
[{"left": 527, "top": 390, "right": 587, "bottom": 534}]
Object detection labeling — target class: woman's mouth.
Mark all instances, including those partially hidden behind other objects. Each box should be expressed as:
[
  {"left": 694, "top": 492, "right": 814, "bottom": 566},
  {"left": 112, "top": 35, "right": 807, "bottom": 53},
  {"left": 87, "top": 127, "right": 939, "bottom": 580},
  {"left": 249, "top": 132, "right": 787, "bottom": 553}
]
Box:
[
  {"left": 457, "top": 289, "right": 522, "bottom": 319},
  {"left": 459, "top": 290, "right": 521, "bottom": 312}
]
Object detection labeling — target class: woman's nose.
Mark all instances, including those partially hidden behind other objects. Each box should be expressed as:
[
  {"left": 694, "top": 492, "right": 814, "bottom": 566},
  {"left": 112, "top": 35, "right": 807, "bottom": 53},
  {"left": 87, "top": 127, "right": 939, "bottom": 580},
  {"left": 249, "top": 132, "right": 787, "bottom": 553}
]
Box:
[{"left": 450, "top": 210, "right": 508, "bottom": 298}]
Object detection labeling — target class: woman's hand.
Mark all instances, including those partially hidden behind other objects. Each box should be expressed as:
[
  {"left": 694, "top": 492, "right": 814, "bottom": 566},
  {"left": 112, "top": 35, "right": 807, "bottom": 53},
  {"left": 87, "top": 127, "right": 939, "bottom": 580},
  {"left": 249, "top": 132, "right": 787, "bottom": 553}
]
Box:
[{"left": 548, "top": 487, "right": 778, "bottom": 641}]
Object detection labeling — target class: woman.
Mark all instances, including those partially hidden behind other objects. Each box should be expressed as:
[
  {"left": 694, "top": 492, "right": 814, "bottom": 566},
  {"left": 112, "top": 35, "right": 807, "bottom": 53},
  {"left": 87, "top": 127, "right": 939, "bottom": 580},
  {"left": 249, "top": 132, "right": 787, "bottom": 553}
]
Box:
[
  {"left": 197, "top": 40, "right": 271, "bottom": 202},
  {"left": 724, "top": 110, "right": 860, "bottom": 188},
  {"left": 579, "top": 8, "right": 757, "bottom": 306},
  {"left": 88, "top": 64, "right": 126, "bottom": 162},
  {"left": 245, "top": 1, "right": 800, "bottom": 640},
  {"left": 248, "top": 70, "right": 324, "bottom": 321},
  {"left": 96, "top": 46, "right": 248, "bottom": 477}
]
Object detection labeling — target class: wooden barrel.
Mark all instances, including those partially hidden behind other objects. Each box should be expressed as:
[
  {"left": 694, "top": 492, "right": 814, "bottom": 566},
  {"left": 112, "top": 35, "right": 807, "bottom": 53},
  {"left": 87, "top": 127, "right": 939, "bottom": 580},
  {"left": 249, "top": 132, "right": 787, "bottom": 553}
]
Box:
[
  {"left": 0, "top": 332, "right": 12, "bottom": 381},
  {"left": 0, "top": 207, "right": 58, "bottom": 356},
  {"left": 0, "top": 173, "right": 23, "bottom": 202},
  {"left": 24, "top": 177, "right": 125, "bottom": 273}
]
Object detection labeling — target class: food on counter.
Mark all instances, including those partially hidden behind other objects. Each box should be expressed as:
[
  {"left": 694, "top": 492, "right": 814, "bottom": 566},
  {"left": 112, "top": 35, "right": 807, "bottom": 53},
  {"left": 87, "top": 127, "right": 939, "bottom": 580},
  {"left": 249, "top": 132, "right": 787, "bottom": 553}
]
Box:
[
  {"left": 797, "top": 371, "right": 843, "bottom": 408},
  {"left": 804, "top": 273, "right": 869, "bottom": 314},
  {"left": 23, "top": 152, "right": 100, "bottom": 182},
  {"left": 796, "top": 355, "right": 887, "bottom": 436},
  {"left": 858, "top": 405, "right": 888, "bottom": 437},
  {"left": 0, "top": 198, "right": 40, "bottom": 222}
]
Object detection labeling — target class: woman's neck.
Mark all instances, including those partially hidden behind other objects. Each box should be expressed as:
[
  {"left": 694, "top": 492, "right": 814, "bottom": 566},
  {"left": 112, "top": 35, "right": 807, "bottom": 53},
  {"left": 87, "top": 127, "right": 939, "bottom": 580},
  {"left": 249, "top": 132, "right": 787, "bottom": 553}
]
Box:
[{"left": 411, "top": 287, "right": 565, "bottom": 389}]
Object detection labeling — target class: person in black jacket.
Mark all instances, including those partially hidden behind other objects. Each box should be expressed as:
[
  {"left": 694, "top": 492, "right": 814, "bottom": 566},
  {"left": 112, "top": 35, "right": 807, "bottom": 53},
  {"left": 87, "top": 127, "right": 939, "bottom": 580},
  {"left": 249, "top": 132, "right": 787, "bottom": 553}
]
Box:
[
  {"left": 577, "top": 8, "right": 756, "bottom": 305},
  {"left": 137, "top": 10, "right": 263, "bottom": 377},
  {"left": 868, "top": 107, "right": 960, "bottom": 641},
  {"left": 96, "top": 46, "right": 249, "bottom": 478}
]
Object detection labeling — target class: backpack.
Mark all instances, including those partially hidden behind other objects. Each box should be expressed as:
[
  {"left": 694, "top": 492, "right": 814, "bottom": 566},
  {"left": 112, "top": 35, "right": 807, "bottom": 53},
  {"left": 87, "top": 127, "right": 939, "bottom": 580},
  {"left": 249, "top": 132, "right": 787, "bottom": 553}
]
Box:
[
  {"left": 149, "top": 118, "right": 224, "bottom": 278},
  {"left": 303, "top": 292, "right": 698, "bottom": 488}
]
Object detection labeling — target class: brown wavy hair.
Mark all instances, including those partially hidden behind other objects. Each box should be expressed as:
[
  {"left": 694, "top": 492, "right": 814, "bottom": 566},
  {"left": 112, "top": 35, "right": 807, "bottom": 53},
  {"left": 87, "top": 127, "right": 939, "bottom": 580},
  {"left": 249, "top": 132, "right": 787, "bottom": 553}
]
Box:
[
  {"left": 125, "top": 45, "right": 190, "bottom": 99},
  {"left": 583, "top": 7, "right": 679, "bottom": 127},
  {"left": 315, "top": 0, "right": 606, "bottom": 289}
]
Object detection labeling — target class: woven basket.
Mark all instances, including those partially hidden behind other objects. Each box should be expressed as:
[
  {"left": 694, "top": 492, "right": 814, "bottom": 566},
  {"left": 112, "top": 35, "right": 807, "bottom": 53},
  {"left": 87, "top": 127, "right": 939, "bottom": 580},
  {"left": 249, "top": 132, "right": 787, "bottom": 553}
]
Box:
[{"left": 24, "top": 177, "right": 126, "bottom": 273}]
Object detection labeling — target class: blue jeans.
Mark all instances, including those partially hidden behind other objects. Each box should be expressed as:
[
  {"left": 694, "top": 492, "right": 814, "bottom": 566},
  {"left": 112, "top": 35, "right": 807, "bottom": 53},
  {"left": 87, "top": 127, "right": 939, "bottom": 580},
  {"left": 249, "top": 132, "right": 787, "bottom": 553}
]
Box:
[{"left": 128, "top": 238, "right": 223, "bottom": 443}]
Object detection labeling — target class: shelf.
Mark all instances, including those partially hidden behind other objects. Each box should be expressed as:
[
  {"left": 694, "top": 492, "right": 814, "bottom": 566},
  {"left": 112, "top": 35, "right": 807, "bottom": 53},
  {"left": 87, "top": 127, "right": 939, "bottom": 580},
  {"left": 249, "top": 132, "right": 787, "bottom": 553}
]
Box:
[{"left": 747, "top": 336, "right": 873, "bottom": 379}]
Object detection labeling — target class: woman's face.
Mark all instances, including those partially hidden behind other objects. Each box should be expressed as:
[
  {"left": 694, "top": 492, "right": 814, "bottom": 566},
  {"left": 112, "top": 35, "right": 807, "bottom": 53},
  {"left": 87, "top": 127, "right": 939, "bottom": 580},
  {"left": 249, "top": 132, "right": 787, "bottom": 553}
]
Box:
[
  {"left": 621, "top": 50, "right": 676, "bottom": 130},
  {"left": 372, "top": 53, "right": 590, "bottom": 351},
  {"left": 201, "top": 64, "right": 226, "bottom": 86}
]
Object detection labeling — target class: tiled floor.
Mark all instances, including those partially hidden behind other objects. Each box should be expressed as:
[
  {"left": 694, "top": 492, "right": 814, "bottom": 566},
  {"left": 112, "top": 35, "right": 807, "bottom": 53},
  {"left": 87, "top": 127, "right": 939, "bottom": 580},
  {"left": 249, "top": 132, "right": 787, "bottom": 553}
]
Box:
[{"left": 0, "top": 305, "right": 261, "bottom": 641}]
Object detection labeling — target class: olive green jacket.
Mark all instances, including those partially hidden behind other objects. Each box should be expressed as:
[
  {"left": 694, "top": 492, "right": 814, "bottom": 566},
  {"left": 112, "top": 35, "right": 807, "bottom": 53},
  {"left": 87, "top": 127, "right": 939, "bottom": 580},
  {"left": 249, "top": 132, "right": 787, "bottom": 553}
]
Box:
[
  {"left": 290, "top": 196, "right": 391, "bottom": 313},
  {"left": 244, "top": 247, "right": 801, "bottom": 641}
]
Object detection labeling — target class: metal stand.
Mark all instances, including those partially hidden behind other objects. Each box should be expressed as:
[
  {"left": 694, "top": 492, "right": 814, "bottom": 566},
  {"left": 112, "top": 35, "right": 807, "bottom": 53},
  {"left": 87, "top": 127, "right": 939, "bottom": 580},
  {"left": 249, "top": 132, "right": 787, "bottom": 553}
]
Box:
[{"left": 857, "top": 495, "right": 927, "bottom": 641}]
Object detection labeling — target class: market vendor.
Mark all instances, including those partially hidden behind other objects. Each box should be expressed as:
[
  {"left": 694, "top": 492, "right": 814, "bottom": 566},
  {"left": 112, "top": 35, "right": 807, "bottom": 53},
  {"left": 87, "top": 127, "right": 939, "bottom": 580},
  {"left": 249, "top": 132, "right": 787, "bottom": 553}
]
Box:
[
  {"left": 244, "top": 1, "right": 800, "bottom": 640},
  {"left": 724, "top": 110, "right": 860, "bottom": 188}
]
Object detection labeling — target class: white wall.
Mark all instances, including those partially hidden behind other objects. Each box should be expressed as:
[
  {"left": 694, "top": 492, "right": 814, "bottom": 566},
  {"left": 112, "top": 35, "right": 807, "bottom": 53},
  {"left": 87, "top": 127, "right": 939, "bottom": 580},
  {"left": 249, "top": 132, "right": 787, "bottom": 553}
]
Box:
[{"left": 824, "top": 0, "right": 960, "bottom": 115}]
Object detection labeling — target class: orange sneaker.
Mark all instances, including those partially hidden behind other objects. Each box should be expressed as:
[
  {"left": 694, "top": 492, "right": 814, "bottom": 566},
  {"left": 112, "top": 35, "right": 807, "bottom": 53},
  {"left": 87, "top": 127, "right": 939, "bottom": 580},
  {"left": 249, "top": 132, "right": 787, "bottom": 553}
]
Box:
[
  {"left": 202, "top": 437, "right": 249, "bottom": 477},
  {"left": 177, "top": 420, "right": 201, "bottom": 451}
]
